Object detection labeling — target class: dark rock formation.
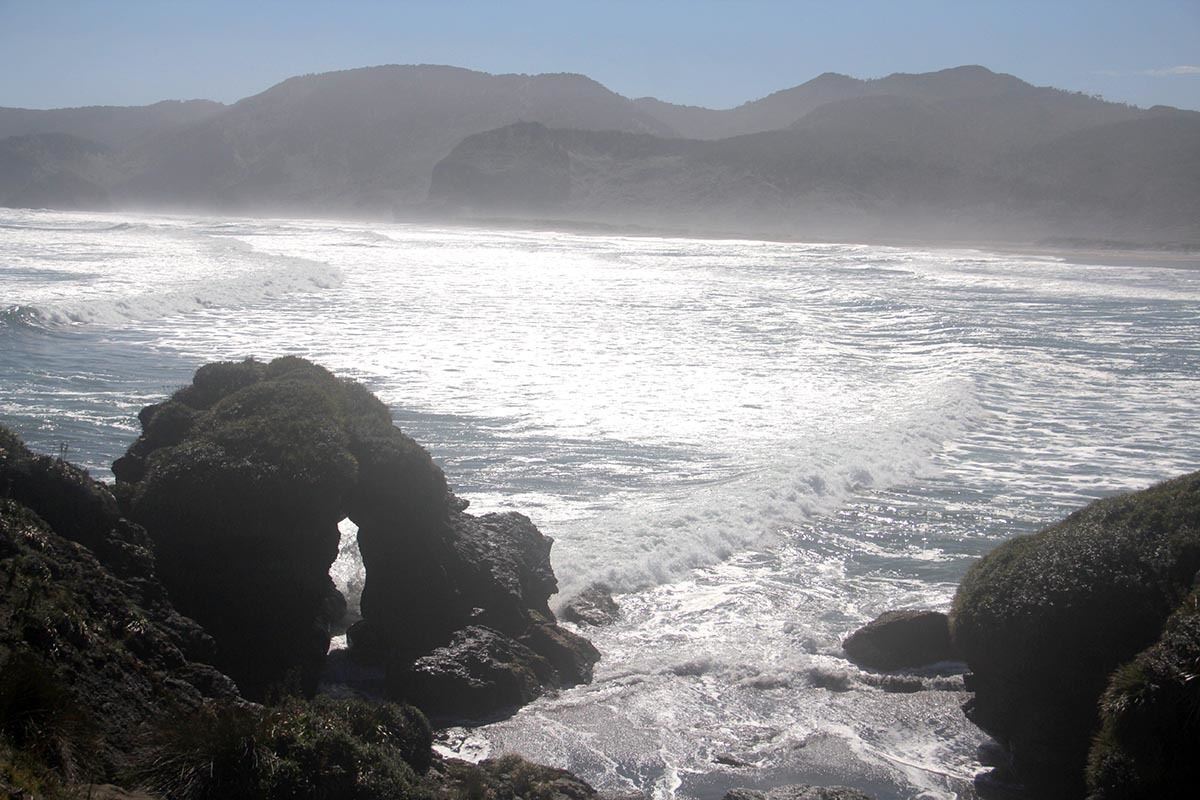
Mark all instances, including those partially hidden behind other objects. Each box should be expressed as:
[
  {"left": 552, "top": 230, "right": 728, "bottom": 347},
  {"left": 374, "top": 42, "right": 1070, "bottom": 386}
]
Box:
[
  {"left": 0, "top": 423, "right": 604, "bottom": 799},
  {"left": 518, "top": 616, "right": 600, "bottom": 686},
  {"left": 113, "top": 357, "right": 598, "bottom": 714},
  {"left": 561, "top": 582, "right": 620, "bottom": 627},
  {"left": 950, "top": 471, "right": 1200, "bottom": 798},
  {"left": 842, "top": 609, "right": 956, "bottom": 670},
  {"left": 0, "top": 425, "right": 224, "bottom": 671},
  {"left": 724, "top": 785, "right": 874, "bottom": 800},
  {"left": 1085, "top": 587, "right": 1200, "bottom": 799},
  {"left": 388, "top": 625, "right": 553, "bottom": 723},
  {"left": 434, "top": 753, "right": 601, "bottom": 800},
  {"left": 388, "top": 621, "right": 600, "bottom": 724},
  {"left": 115, "top": 358, "right": 365, "bottom": 697},
  {"left": 0, "top": 427, "right": 239, "bottom": 782}
]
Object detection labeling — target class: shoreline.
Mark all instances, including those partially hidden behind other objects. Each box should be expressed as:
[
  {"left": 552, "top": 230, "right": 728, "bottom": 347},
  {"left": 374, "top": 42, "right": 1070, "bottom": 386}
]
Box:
[
  {"left": 409, "top": 213, "right": 1200, "bottom": 270},
  {"left": 11, "top": 202, "right": 1198, "bottom": 271}
]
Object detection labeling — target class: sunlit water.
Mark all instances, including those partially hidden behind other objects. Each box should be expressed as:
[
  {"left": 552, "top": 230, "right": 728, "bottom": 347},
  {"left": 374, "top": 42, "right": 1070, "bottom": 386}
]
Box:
[{"left": 3, "top": 208, "right": 1198, "bottom": 799}]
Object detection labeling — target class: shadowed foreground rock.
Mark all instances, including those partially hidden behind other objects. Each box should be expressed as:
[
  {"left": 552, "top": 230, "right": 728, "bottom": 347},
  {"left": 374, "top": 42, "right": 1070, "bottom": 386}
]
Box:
[
  {"left": 113, "top": 357, "right": 598, "bottom": 715},
  {"left": 842, "top": 610, "right": 956, "bottom": 670},
  {"left": 0, "top": 423, "right": 608, "bottom": 799},
  {"left": 0, "top": 425, "right": 240, "bottom": 785},
  {"left": 951, "top": 471, "right": 1200, "bottom": 798}
]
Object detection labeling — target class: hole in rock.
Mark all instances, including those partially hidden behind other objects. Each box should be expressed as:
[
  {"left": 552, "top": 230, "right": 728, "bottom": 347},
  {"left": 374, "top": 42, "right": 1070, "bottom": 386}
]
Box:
[{"left": 328, "top": 517, "right": 365, "bottom": 647}]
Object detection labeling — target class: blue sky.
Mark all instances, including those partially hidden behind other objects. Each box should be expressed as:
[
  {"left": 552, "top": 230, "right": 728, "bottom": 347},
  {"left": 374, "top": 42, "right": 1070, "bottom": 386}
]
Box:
[{"left": 1, "top": 1, "right": 1198, "bottom": 110}]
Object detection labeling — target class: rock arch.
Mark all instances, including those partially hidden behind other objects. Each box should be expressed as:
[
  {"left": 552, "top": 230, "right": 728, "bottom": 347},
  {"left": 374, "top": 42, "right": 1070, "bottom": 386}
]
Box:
[{"left": 114, "top": 357, "right": 597, "bottom": 714}]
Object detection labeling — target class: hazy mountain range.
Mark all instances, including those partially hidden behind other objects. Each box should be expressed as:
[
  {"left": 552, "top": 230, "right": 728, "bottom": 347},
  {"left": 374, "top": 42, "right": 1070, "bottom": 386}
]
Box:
[{"left": 2, "top": 64, "right": 1197, "bottom": 244}]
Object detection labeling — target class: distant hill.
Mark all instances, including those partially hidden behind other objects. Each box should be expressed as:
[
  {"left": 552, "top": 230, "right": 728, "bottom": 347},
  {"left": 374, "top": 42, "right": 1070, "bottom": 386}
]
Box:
[
  {"left": 635, "top": 65, "right": 1143, "bottom": 141},
  {"left": 0, "top": 133, "right": 116, "bottom": 209},
  {"left": 115, "top": 64, "right": 676, "bottom": 214},
  {"left": 0, "top": 100, "right": 225, "bottom": 150},
  {"left": 2, "top": 63, "right": 1196, "bottom": 244},
  {"left": 428, "top": 102, "right": 1200, "bottom": 243}
]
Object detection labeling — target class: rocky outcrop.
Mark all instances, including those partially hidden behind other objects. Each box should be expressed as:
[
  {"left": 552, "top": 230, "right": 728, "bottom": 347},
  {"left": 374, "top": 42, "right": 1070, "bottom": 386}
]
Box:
[
  {"left": 0, "top": 421, "right": 607, "bottom": 798},
  {"left": 1085, "top": 586, "right": 1200, "bottom": 799},
  {"left": 561, "top": 583, "right": 621, "bottom": 627},
  {"left": 433, "top": 753, "right": 602, "bottom": 800},
  {"left": 842, "top": 610, "right": 956, "bottom": 670},
  {"left": 0, "top": 425, "right": 225, "bottom": 673},
  {"left": 724, "top": 785, "right": 873, "bottom": 800},
  {"left": 113, "top": 357, "right": 598, "bottom": 714},
  {"left": 950, "top": 471, "right": 1200, "bottom": 798},
  {"left": 387, "top": 625, "right": 553, "bottom": 722},
  {"left": 0, "top": 426, "right": 239, "bottom": 783},
  {"left": 114, "top": 358, "right": 365, "bottom": 697}
]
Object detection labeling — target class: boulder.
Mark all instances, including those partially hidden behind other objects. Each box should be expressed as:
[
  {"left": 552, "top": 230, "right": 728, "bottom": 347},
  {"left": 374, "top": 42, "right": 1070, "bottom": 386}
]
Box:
[
  {"left": 447, "top": 511, "right": 558, "bottom": 630},
  {"left": 561, "top": 582, "right": 621, "bottom": 627},
  {"left": 842, "top": 609, "right": 956, "bottom": 670},
  {"left": 519, "top": 617, "right": 602, "bottom": 685},
  {"left": 723, "top": 785, "right": 874, "bottom": 800},
  {"left": 950, "top": 471, "right": 1200, "bottom": 798},
  {"left": 435, "top": 753, "right": 600, "bottom": 800},
  {"left": 386, "top": 626, "right": 554, "bottom": 723}
]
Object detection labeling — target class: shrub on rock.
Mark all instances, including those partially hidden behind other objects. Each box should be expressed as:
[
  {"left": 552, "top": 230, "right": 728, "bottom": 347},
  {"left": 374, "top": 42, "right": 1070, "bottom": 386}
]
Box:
[
  {"left": 1086, "top": 587, "right": 1200, "bottom": 799},
  {"left": 133, "top": 696, "right": 433, "bottom": 800}
]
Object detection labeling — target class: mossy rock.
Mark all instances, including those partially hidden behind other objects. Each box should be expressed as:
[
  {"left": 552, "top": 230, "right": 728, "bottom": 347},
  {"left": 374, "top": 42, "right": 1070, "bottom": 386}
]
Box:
[
  {"left": 1085, "top": 587, "right": 1200, "bottom": 798},
  {"left": 951, "top": 471, "right": 1200, "bottom": 797},
  {"left": 114, "top": 357, "right": 594, "bottom": 715},
  {"left": 113, "top": 359, "right": 450, "bottom": 697}
]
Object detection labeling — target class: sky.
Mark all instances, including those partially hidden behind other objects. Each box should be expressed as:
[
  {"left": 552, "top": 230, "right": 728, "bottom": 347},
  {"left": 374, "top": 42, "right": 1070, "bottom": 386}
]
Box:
[{"left": 1, "top": 0, "right": 1198, "bottom": 111}]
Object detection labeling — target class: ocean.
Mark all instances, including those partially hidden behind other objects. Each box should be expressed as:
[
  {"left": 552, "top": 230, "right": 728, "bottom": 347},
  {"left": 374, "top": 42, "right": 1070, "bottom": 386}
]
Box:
[{"left": 2, "top": 207, "right": 1198, "bottom": 799}]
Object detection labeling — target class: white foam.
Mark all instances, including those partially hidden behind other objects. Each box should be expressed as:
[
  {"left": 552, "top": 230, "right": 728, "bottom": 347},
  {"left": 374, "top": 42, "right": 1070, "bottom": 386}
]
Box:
[
  {"left": 1, "top": 214, "right": 342, "bottom": 328},
  {"left": 550, "top": 377, "right": 980, "bottom": 596}
]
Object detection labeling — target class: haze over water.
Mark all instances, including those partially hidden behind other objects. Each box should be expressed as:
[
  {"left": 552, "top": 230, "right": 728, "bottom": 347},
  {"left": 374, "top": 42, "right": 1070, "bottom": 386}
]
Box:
[{"left": 3, "top": 208, "right": 1199, "bottom": 798}]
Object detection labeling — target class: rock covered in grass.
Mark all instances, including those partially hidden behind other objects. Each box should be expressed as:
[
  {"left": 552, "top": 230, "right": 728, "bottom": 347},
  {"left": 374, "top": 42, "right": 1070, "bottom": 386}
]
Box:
[
  {"left": 0, "top": 423, "right": 604, "bottom": 799},
  {"left": 0, "top": 494, "right": 238, "bottom": 782},
  {"left": 950, "top": 471, "right": 1200, "bottom": 798},
  {"left": 842, "top": 609, "right": 956, "bottom": 670},
  {"left": 114, "top": 357, "right": 598, "bottom": 715},
  {"left": 115, "top": 358, "right": 374, "bottom": 697}
]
